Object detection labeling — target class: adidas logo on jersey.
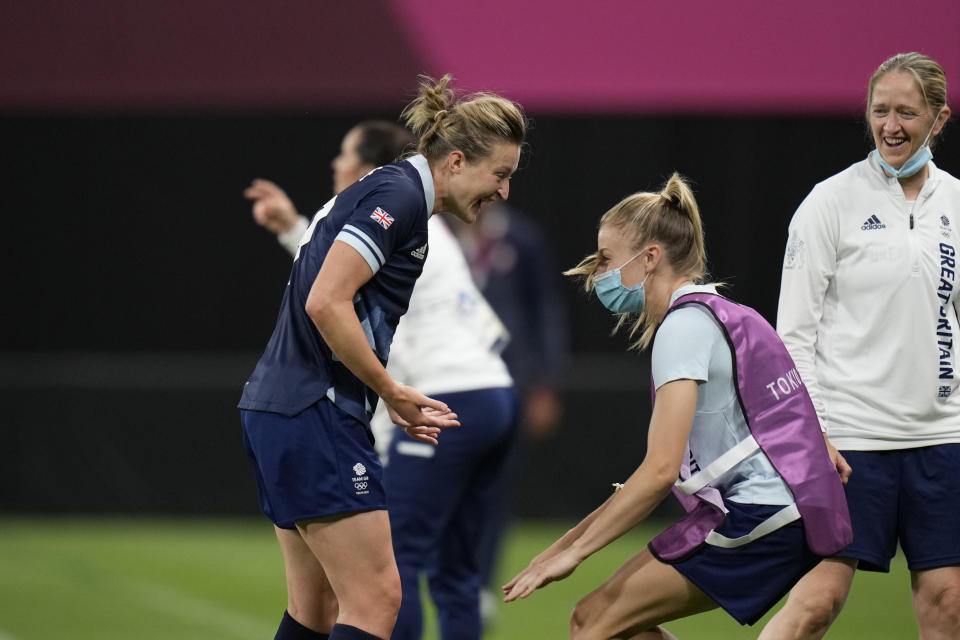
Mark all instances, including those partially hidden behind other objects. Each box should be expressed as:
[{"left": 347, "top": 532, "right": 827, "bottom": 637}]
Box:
[
  {"left": 410, "top": 244, "right": 427, "bottom": 260},
  {"left": 861, "top": 214, "right": 886, "bottom": 230}
]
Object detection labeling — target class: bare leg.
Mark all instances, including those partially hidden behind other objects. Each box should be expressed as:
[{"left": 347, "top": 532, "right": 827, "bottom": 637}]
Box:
[
  {"left": 568, "top": 549, "right": 716, "bottom": 640},
  {"left": 912, "top": 566, "right": 960, "bottom": 640},
  {"left": 275, "top": 526, "right": 339, "bottom": 633},
  {"left": 297, "top": 510, "right": 402, "bottom": 639},
  {"left": 757, "top": 558, "right": 856, "bottom": 640}
]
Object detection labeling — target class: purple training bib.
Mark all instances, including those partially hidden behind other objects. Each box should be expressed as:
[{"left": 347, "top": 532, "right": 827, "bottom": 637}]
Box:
[{"left": 648, "top": 293, "right": 852, "bottom": 561}]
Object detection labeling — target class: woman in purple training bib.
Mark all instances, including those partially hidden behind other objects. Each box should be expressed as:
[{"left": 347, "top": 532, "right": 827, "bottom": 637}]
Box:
[{"left": 502, "top": 174, "right": 851, "bottom": 638}]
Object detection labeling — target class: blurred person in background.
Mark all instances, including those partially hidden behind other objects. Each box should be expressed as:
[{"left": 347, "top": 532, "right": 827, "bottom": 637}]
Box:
[
  {"left": 761, "top": 52, "right": 960, "bottom": 640},
  {"left": 247, "top": 116, "right": 521, "bottom": 638},
  {"left": 376, "top": 212, "right": 517, "bottom": 640},
  {"left": 245, "top": 120, "right": 416, "bottom": 256},
  {"left": 451, "top": 205, "right": 569, "bottom": 440},
  {"left": 238, "top": 75, "right": 527, "bottom": 640},
  {"left": 503, "top": 174, "right": 851, "bottom": 638},
  {"left": 449, "top": 202, "right": 570, "bottom": 619}
]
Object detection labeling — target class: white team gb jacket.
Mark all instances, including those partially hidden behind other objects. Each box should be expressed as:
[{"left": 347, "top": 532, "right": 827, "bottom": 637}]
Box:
[{"left": 778, "top": 155, "right": 960, "bottom": 451}]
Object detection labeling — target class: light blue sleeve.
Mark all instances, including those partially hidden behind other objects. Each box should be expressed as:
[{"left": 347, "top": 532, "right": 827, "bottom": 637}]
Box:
[{"left": 651, "top": 306, "right": 724, "bottom": 390}]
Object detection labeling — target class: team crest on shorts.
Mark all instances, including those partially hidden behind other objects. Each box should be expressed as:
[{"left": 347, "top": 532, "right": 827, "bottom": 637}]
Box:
[
  {"left": 352, "top": 462, "right": 370, "bottom": 496},
  {"left": 370, "top": 207, "right": 394, "bottom": 229}
]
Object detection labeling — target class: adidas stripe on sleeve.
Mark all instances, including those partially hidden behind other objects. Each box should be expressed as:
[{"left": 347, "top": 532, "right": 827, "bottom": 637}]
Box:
[
  {"left": 338, "top": 224, "right": 388, "bottom": 274},
  {"left": 333, "top": 185, "right": 420, "bottom": 275}
]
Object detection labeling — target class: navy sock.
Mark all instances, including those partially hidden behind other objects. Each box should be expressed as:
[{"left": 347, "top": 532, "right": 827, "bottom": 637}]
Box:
[
  {"left": 328, "top": 623, "right": 383, "bottom": 640},
  {"left": 275, "top": 610, "right": 330, "bottom": 640}
]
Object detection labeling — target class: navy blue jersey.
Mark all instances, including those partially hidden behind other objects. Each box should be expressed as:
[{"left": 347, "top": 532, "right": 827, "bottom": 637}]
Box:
[{"left": 238, "top": 155, "right": 433, "bottom": 425}]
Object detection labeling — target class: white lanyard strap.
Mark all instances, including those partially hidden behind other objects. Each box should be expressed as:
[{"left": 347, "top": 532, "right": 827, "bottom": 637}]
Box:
[
  {"left": 704, "top": 503, "right": 801, "bottom": 548},
  {"left": 676, "top": 435, "right": 760, "bottom": 496}
]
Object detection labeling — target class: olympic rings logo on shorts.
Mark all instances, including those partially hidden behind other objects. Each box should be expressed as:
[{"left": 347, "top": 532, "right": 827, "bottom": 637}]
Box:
[{"left": 354, "top": 482, "right": 368, "bottom": 490}]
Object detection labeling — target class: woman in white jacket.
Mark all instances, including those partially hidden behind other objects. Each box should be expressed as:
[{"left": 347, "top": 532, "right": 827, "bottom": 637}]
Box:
[{"left": 762, "top": 52, "right": 960, "bottom": 640}]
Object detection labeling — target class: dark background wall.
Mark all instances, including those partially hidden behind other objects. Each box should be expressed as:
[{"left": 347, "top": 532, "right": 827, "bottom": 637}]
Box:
[
  {"left": 7, "top": 113, "right": 956, "bottom": 520},
  {"left": 3, "top": 113, "right": 878, "bottom": 351},
  {"left": 3, "top": 1, "right": 959, "bottom": 519}
]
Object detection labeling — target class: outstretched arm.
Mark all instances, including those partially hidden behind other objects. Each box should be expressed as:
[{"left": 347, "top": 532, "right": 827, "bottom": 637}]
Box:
[
  {"left": 245, "top": 178, "right": 310, "bottom": 256},
  {"left": 503, "top": 379, "right": 697, "bottom": 601},
  {"left": 245, "top": 178, "right": 302, "bottom": 233}
]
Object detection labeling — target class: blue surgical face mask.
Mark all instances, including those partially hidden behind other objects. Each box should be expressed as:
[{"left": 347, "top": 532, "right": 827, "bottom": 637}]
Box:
[
  {"left": 594, "top": 250, "right": 649, "bottom": 314},
  {"left": 871, "top": 108, "right": 942, "bottom": 179}
]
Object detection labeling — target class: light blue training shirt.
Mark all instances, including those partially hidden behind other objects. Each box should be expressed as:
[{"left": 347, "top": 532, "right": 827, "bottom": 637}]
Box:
[{"left": 651, "top": 284, "right": 794, "bottom": 505}]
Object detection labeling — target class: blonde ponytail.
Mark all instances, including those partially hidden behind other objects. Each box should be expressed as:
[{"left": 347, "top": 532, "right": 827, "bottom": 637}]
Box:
[
  {"left": 658, "top": 173, "right": 707, "bottom": 282},
  {"left": 565, "top": 172, "right": 710, "bottom": 351},
  {"left": 402, "top": 75, "right": 456, "bottom": 143},
  {"left": 401, "top": 74, "right": 527, "bottom": 163}
]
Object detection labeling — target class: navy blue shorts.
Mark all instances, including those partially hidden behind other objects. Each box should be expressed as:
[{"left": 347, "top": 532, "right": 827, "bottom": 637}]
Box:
[
  {"left": 385, "top": 387, "right": 518, "bottom": 640},
  {"left": 666, "top": 502, "right": 820, "bottom": 626},
  {"left": 836, "top": 444, "right": 960, "bottom": 572},
  {"left": 240, "top": 399, "right": 386, "bottom": 529}
]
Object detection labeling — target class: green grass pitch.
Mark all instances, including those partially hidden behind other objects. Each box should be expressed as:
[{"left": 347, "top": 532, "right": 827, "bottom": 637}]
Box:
[{"left": 0, "top": 518, "right": 915, "bottom": 639}]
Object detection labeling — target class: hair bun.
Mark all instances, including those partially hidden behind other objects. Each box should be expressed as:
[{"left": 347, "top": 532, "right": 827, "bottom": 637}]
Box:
[
  {"left": 401, "top": 73, "right": 526, "bottom": 162},
  {"left": 661, "top": 172, "right": 696, "bottom": 211}
]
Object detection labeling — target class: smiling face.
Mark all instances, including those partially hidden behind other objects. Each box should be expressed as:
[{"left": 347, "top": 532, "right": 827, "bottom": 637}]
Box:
[
  {"left": 443, "top": 142, "right": 520, "bottom": 223},
  {"left": 869, "top": 71, "right": 942, "bottom": 171}
]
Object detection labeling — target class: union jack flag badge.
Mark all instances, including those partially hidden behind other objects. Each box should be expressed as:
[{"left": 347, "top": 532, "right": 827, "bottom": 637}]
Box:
[{"left": 370, "top": 207, "right": 394, "bottom": 229}]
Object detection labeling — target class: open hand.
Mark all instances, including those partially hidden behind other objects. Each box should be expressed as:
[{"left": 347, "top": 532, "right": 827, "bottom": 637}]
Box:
[{"left": 502, "top": 549, "right": 581, "bottom": 602}]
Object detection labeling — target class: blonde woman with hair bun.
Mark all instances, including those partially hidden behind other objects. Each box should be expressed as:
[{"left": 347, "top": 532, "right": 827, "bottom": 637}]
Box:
[
  {"left": 762, "top": 52, "right": 960, "bottom": 640},
  {"left": 238, "top": 75, "right": 526, "bottom": 640},
  {"left": 504, "top": 174, "right": 851, "bottom": 639}
]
